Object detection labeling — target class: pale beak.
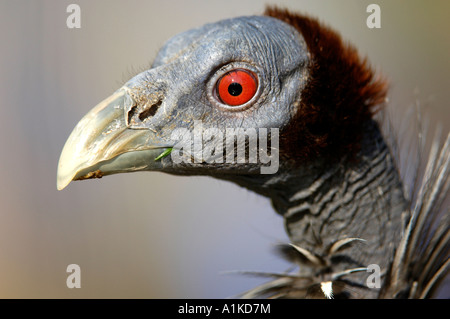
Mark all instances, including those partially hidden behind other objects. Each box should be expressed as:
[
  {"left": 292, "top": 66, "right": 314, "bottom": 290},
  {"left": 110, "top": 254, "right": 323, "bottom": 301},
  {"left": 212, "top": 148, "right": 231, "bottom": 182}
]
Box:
[{"left": 57, "top": 88, "right": 170, "bottom": 190}]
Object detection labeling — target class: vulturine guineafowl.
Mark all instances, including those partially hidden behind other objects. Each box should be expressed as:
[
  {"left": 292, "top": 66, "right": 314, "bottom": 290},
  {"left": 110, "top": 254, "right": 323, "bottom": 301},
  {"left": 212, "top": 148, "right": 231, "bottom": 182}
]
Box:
[{"left": 57, "top": 7, "right": 449, "bottom": 299}]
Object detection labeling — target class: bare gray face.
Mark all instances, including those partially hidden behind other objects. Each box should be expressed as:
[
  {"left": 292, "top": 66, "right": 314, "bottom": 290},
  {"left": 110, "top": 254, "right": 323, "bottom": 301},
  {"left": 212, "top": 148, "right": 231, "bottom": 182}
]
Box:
[{"left": 57, "top": 16, "right": 310, "bottom": 190}]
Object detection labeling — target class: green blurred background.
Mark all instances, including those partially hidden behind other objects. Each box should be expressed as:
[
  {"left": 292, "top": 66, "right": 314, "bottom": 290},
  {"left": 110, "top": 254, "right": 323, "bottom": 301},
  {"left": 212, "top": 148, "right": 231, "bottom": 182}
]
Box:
[{"left": 0, "top": 0, "right": 448, "bottom": 298}]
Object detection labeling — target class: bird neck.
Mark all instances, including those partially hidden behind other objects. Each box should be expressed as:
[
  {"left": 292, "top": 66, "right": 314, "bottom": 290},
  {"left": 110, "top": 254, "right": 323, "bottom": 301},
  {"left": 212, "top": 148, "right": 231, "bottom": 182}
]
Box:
[{"left": 226, "top": 120, "right": 408, "bottom": 294}]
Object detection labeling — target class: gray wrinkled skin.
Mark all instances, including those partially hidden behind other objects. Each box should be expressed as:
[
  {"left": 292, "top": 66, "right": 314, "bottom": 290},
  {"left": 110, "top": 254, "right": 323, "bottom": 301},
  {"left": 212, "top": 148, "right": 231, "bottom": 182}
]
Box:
[{"left": 124, "top": 16, "right": 309, "bottom": 173}]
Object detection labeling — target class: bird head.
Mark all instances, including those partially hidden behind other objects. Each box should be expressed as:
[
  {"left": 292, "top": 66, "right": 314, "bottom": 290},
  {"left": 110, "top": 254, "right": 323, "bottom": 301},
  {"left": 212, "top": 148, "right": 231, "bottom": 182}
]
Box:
[{"left": 57, "top": 7, "right": 386, "bottom": 191}]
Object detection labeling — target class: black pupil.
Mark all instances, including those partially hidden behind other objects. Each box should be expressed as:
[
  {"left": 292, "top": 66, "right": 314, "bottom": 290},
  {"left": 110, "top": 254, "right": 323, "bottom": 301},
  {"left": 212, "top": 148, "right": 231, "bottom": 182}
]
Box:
[{"left": 228, "top": 82, "right": 243, "bottom": 96}]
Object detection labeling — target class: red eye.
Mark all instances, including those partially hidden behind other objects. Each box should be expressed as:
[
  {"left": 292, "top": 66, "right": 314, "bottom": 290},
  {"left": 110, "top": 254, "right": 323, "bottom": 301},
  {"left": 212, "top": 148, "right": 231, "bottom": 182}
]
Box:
[{"left": 217, "top": 69, "right": 258, "bottom": 106}]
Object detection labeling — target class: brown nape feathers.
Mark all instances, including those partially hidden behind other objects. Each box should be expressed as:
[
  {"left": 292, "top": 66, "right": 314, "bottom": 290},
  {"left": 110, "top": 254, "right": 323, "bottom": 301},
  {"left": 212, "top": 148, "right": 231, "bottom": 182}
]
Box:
[{"left": 265, "top": 7, "right": 388, "bottom": 163}]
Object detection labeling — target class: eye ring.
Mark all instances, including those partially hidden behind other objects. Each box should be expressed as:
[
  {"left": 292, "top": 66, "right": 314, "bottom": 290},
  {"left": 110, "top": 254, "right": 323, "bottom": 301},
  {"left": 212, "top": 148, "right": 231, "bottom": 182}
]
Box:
[{"left": 207, "top": 62, "right": 262, "bottom": 112}]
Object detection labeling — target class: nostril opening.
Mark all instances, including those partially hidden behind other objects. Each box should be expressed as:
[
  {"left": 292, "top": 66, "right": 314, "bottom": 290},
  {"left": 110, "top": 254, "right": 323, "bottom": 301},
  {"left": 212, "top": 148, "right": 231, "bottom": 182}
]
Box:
[
  {"left": 138, "top": 100, "right": 162, "bottom": 122},
  {"left": 127, "top": 105, "right": 137, "bottom": 125}
]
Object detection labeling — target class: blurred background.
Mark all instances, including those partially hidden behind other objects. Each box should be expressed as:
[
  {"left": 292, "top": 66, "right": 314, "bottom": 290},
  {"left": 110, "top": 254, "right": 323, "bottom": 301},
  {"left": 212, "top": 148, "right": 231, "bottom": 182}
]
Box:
[{"left": 0, "top": 0, "right": 448, "bottom": 298}]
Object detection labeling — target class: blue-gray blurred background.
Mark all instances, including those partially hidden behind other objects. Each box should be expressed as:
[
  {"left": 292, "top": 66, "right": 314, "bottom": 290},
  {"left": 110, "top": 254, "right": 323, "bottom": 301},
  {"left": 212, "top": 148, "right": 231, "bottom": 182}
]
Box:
[{"left": 0, "top": 0, "right": 449, "bottom": 298}]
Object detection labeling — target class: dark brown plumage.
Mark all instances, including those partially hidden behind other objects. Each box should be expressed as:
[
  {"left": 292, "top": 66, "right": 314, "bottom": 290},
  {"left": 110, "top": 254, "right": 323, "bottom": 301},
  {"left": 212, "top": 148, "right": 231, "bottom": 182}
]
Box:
[{"left": 266, "top": 7, "right": 388, "bottom": 163}]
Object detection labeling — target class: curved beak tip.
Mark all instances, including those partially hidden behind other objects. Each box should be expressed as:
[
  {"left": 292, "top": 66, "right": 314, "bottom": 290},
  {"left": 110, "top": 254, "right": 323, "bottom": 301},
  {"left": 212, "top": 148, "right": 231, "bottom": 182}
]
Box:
[
  {"left": 56, "top": 151, "right": 79, "bottom": 191},
  {"left": 56, "top": 176, "right": 71, "bottom": 191}
]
